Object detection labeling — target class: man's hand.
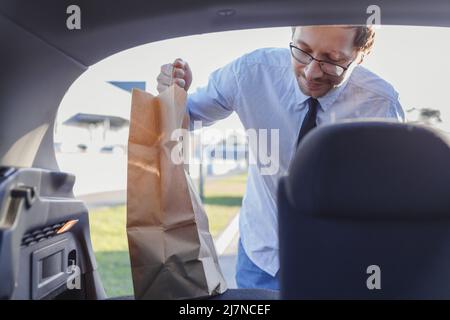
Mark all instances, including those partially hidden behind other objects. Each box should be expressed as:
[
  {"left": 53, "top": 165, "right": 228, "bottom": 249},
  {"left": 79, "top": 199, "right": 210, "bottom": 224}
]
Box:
[{"left": 157, "top": 58, "right": 193, "bottom": 93}]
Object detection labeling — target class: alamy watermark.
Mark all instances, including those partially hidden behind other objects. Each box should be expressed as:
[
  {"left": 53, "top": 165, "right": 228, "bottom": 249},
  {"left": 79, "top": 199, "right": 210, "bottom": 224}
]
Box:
[
  {"left": 366, "top": 264, "right": 381, "bottom": 290},
  {"left": 66, "top": 5, "right": 81, "bottom": 30},
  {"left": 170, "top": 121, "right": 280, "bottom": 176},
  {"left": 66, "top": 261, "right": 81, "bottom": 290},
  {"left": 366, "top": 4, "right": 382, "bottom": 28}
]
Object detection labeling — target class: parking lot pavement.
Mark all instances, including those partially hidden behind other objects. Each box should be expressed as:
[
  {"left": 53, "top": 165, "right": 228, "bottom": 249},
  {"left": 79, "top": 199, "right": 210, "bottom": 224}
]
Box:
[{"left": 78, "top": 189, "right": 126, "bottom": 209}]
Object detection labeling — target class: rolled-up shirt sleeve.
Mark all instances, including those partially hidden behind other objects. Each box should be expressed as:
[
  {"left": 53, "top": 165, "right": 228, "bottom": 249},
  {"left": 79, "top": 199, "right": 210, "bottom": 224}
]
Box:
[{"left": 186, "top": 57, "right": 241, "bottom": 130}]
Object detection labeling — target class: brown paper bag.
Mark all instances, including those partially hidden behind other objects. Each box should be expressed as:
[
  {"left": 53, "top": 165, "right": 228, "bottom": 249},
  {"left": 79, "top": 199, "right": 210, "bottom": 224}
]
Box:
[{"left": 127, "top": 85, "right": 227, "bottom": 300}]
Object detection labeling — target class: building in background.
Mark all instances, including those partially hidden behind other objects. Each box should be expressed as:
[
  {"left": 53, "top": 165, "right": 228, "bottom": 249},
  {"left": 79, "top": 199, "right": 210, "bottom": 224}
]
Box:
[{"left": 54, "top": 81, "right": 145, "bottom": 155}]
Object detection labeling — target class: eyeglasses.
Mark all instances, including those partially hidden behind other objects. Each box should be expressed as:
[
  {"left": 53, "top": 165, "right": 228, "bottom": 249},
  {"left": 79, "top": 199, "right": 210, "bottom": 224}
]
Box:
[{"left": 289, "top": 42, "right": 353, "bottom": 77}]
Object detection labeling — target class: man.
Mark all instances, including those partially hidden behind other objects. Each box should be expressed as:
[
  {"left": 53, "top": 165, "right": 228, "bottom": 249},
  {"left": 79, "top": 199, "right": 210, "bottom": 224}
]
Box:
[{"left": 156, "top": 25, "right": 405, "bottom": 290}]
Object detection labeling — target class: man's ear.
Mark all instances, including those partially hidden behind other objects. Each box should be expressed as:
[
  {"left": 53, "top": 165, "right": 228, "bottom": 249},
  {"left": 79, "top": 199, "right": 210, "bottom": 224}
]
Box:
[{"left": 357, "top": 52, "right": 365, "bottom": 64}]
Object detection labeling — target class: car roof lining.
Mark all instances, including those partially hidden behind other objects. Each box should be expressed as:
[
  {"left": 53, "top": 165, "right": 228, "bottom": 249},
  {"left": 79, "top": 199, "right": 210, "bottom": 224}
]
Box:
[{"left": 2, "top": 0, "right": 450, "bottom": 66}]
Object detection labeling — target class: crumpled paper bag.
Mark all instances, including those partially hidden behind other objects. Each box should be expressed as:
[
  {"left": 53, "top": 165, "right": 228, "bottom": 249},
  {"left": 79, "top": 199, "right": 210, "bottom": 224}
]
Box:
[{"left": 126, "top": 85, "right": 227, "bottom": 299}]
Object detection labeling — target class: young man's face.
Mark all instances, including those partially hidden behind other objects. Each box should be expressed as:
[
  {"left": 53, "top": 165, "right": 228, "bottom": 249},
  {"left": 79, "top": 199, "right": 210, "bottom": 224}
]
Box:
[{"left": 291, "top": 26, "right": 360, "bottom": 98}]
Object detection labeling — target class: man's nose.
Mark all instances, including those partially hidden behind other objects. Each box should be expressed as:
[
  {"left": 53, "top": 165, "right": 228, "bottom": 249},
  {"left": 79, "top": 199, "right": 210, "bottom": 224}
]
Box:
[{"left": 304, "top": 60, "right": 323, "bottom": 81}]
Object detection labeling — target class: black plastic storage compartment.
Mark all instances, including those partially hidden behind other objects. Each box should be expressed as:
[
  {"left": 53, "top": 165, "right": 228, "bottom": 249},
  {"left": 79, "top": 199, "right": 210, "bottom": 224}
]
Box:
[{"left": 0, "top": 166, "right": 106, "bottom": 300}]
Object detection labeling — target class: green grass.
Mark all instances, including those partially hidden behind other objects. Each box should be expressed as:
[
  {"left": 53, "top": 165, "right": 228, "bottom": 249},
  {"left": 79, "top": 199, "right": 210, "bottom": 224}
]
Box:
[
  {"left": 89, "top": 173, "right": 246, "bottom": 298},
  {"left": 89, "top": 206, "right": 131, "bottom": 297},
  {"left": 203, "top": 174, "right": 246, "bottom": 238}
]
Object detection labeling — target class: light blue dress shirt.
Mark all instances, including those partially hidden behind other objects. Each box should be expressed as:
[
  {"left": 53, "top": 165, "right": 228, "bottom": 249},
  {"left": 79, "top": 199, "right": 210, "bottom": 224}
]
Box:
[{"left": 186, "top": 47, "right": 405, "bottom": 277}]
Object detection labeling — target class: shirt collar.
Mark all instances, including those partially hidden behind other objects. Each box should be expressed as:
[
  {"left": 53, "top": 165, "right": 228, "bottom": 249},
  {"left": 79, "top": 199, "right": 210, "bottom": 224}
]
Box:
[{"left": 293, "top": 77, "right": 310, "bottom": 108}]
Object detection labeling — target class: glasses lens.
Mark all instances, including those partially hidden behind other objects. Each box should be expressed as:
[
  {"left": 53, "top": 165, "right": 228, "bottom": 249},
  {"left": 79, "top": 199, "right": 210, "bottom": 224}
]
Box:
[
  {"left": 291, "top": 46, "right": 312, "bottom": 64},
  {"left": 320, "top": 62, "right": 345, "bottom": 77}
]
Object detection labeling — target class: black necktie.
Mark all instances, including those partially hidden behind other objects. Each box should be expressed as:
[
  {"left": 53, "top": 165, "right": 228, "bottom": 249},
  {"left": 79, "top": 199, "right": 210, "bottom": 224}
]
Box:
[{"left": 296, "top": 97, "right": 319, "bottom": 148}]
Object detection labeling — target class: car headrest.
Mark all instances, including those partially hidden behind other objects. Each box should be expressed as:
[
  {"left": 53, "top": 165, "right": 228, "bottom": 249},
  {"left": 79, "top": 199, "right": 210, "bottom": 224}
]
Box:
[{"left": 285, "top": 121, "right": 450, "bottom": 220}]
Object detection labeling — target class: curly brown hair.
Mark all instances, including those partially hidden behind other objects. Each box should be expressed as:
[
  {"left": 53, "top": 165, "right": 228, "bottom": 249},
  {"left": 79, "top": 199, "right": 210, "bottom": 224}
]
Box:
[
  {"left": 291, "top": 26, "right": 376, "bottom": 56},
  {"left": 352, "top": 26, "right": 375, "bottom": 55}
]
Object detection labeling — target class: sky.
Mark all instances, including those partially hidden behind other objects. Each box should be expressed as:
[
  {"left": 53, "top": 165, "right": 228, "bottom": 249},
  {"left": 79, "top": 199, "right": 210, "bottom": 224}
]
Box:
[{"left": 57, "top": 25, "right": 450, "bottom": 135}]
